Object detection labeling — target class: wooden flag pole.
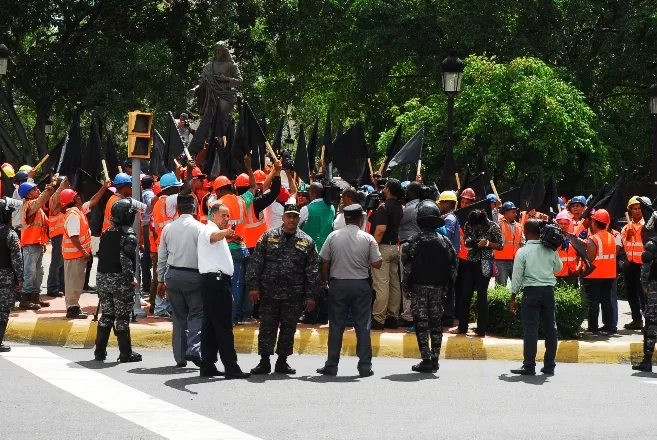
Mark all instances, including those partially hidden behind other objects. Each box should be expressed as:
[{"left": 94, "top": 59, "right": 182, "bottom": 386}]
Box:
[
  {"left": 368, "top": 158, "right": 374, "bottom": 176},
  {"left": 101, "top": 159, "right": 110, "bottom": 182},
  {"left": 319, "top": 146, "right": 325, "bottom": 173},
  {"left": 416, "top": 159, "right": 422, "bottom": 181},
  {"left": 33, "top": 154, "right": 50, "bottom": 172},
  {"left": 625, "top": 212, "right": 631, "bottom": 225},
  {"left": 377, "top": 157, "right": 387, "bottom": 176},
  {"left": 118, "top": 166, "right": 123, "bottom": 173},
  {"left": 455, "top": 172, "right": 461, "bottom": 190},
  {"left": 265, "top": 141, "right": 277, "bottom": 160},
  {"left": 490, "top": 179, "right": 500, "bottom": 200},
  {"left": 222, "top": 136, "right": 227, "bottom": 148},
  {"left": 184, "top": 147, "right": 192, "bottom": 161},
  {"left": 173, "top": 159, "right": 181, "bottom": 168}
]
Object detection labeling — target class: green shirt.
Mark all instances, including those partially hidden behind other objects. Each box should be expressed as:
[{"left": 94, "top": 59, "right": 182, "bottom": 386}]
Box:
[
  {"left": 228, "top": 191, "right": 254, "bottom": 251},
  {"left": 510, "top": 240, "right": 563, "bottom": 294}
]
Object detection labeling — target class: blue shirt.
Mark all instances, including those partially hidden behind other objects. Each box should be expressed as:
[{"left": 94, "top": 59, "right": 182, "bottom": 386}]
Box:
[{"left": 443, "top": 213, "right": 460, "bottom": 253}]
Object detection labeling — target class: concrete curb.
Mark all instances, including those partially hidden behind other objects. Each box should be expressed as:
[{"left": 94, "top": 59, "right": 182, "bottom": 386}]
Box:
[{"left": 5, "top": 316, "right": 652, "bottom": 364}]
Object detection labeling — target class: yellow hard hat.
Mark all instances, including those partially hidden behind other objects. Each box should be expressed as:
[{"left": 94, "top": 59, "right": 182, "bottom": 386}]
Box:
[
  {"left": 438, "top": 191, "right": 458, "bottom": 202},
  {"left": 19, "top": 165, "right": 32, "bottom": 172},
  {"left": 2, "top": 166, "right": 14, "bottom": 178},
  {"left": 627, "top": 196, "right": 641, "bottom": 210}
]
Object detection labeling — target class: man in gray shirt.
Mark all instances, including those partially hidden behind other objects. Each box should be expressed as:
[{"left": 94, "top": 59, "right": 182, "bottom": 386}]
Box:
[
  {"left": 157, "top": 195, "right": 206, "bottom": 368},
  {"left": 316, "top": 204, "right": 382, "bottom": 377}
]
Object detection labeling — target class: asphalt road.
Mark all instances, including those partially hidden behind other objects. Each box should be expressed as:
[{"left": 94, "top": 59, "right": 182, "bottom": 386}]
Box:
[{"left": 1, "top": 344, "right": 656, "bottom": 440}]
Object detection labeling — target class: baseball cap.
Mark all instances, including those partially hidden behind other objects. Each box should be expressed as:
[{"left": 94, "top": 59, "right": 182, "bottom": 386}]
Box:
[{"left": 284, "top": 204, "right": 301, "bottom": 215}]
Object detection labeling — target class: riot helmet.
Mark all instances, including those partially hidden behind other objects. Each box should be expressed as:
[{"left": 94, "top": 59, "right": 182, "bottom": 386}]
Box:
[{"left": 416, "top": 200, "right": 445, "bottom": 230}]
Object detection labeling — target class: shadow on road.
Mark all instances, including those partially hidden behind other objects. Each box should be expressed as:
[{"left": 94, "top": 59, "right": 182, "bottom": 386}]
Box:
[
  {"left": 631, "top": 371, "right": 657, "bottom": 378},
  {"left": 381, "top": 373, "right": 439, "bottom": 382},
  {"left": 498, "top": 374, "right": 550, "bottom": 385},
  {"left": 164, "top": 376, "right": 221, "bottom": 394},
  {"left": 127, "top": 366, "right": 197, "bottom": 375},
  {"left": 247, "top": 374, "right": 295, "bottom": 383},
  {"left": 296, "top": 375, "right": 361, "bottom": 383},
  {"left": 71, "top": 360, "right": 120, "bottom": 370}
]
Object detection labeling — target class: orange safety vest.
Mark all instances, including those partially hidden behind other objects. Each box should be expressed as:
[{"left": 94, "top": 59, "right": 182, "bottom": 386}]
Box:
[
  {"left": 62, "top": 207, "right": 92, "bottom": 260},
  {"left": 48, "top": 197, "right": 66, "bottom": 238},
  {"left": 622, "top": 220, "right": 644, "bottom": 265},
  {"left": 196, "top": 190, "right": 209, "bottom": 224},
  {"left": 458, "top": 228, "right": 469, "bottom": 260},
  {"left": 555, "top": 243, "right": 578, "bottom": 277},
  {"left": 102, "top": 194, "right": 122, "bottom": 232},
  {"left": 152, "top": 195, "right": 177, "bottom": 246},
  {"left": 218, "top": 194, "right": 247, "bottom": 244},
  {"left": 585, "top": 230, "right": 617, "bottom": 279},
  {"left": 494, "top": 218, "right": 523, "bottom": 261},
  {"left": 148, "top": 214, "right": 158, "bottom": 252},
  {"left": 245, "top": 203, "right": 267, "bottom": 249},
  {"left": 21, "top": 199, "right": 49, "bottom": 246}
]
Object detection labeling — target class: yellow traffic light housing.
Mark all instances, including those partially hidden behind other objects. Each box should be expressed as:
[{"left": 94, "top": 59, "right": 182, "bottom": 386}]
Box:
[{"left": 127, "top": 111, "right": 152, "bottom": 158}]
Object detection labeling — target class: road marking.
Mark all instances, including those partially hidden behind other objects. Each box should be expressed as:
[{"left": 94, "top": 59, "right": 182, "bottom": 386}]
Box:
[
  {"left": 1, "top": 347, "right": 261, "bottom": 440},
  {"left": 641, "top": 381, "right": 657, "bottom": 385}
]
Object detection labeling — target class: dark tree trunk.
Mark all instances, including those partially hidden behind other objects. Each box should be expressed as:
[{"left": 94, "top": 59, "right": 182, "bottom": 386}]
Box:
[
  {"left": 0, "top": 117, "right": 24, "bottom": 166},
  {"left": 33, "top": 100, "right": 50, "bottom": 161},
  {"left": 0, "top": 86, "right": 31, "bottom": 164}
]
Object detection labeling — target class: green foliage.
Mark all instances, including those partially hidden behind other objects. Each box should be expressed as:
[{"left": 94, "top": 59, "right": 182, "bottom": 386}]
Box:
[{"left": 472, "top": 283, "right": 584, "bottom": 339}]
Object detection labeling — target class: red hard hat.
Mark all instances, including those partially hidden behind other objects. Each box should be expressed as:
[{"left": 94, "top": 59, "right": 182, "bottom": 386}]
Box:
[
  {"left": 254, "top": 170, "right": 267, "bottom": 184},
  {"left": 153, "top": 182, "right": 162, "bottom": 195},
  {"left": 460, "top": 188, "right": 476, "bottom": 200},
  {"left": 277, "top": 187, "right": 290, "bottom": 203},
  {"left": 186, "top": 166, "right": 206, "bottom": 179},
  {"left": 591, "top": 209, "right": 611, "bottom": 225},
  {"left": 212, "top": 176, "right": 232, "bottom": 191},
  {"left": 59, "top": 189, "right": 78, "bottom": 206},
  {"left": 235, "top": 173, "right": 250, "bottom": 187}
]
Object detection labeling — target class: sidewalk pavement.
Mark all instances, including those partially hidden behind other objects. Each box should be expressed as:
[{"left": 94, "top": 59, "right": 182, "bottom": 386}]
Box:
[{"left": 4, "top": 246, "right": 653, "bottom": 365}]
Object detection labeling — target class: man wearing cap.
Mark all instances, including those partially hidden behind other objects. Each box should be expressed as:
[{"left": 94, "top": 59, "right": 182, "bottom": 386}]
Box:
[
  {"left": 569, "top": 196, "right": 587, "bottom": 225},
  {"left": 487, "top": 194, "right": 499, "bottom": 225},
  {"left": 317, "top": 203, "right": 382, "bottom": 377},
  {"left": 621, "top": 196, "right": 646, "bottom": 330},
  {"left": 555, "top": 211, "right": 579, "bottom": 286},
  {"left": 333, "top": 189, "right": 366, "bottom": 231},
  {"left": 438, "top": 190, "right": 461, "bottom": 325},
  {"left": 17, "top": 175, "right": 59, "bottom": 310},
  {"left": 11, "top": 170, "right": 31, "bottom": 241},
  {"left": 103, "top": 173, "right": 133, "bottom": 233},
  {"left": 157, "top": 194, "right": 207, "bottom": 367},
  {"left": 176, "top": 113, "right": 195, "bottom": 145},
  {"left": 248, "top": 203, "right": 321, "bottom": 375},
  {"left": 45, "top": 176, "right": 69, "bottom": 298},
  {"left": 60, "top": 182, "right": 111, "bottom": 319},
  {"left": 494, "top": 202, "right": 524, "bottom": 286},
  {"left": 140, "top": 176, "right": 156, "bottom": 293}
]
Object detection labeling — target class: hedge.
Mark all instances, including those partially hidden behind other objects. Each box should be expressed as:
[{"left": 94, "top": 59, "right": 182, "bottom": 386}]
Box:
[{"left": 469, "top": 282, "right": 585, "bottom": 339}]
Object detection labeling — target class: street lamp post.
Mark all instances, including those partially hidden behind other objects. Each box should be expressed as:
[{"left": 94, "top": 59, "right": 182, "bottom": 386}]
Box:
[
  {"left": 650, "top": 84, "right": 657, "bottom": 188},
  {"left": 441, "top": 54, "right": 464, "bottom": 188},
  {"left": 0, "top": 44, "right": 9, "bottom": 77},
  {"left": 45, "top": 119, "right": 53, "bottom": 136}
]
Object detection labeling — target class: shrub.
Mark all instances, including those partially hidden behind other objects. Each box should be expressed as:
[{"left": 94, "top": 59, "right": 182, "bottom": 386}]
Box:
[{"left": 470, "top": 282, "right": 584, "bottom": 339}]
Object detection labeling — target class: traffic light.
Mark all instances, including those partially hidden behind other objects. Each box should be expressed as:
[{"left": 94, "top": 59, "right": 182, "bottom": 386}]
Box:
[{"left": 127, "top": 111, "right": 153, "bottom": 158}]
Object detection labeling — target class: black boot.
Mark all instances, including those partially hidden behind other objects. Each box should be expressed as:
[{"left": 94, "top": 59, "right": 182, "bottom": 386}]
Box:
[
  {"left": 431, "top": 357, "right": 439, "bottom": 372},
  {"left": 0, "top": 320, "right": 10, "bottom": 352},
  {"left": 275, "top": 356, "right": 296, "bottom": 374},
  {"left": 411, "top": 359, "right": 434, "bottom": 373},
  {"left": 250, "top": 356, "right": 272, "bottom": 375},
  {"left": 632, "top": 354, "right": 653, "bottom": 372},
  {"left": 18, "top": 293, "right": 39, "bottom": 310},
  {"left": 94, "top": 325, "right": 112, "bottom": 361},
  {"left": 116, "top": 328, "right": 142, "bottom": 363}
]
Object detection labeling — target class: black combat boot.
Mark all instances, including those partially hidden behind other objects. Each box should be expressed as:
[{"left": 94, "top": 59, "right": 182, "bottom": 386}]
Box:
[
  {"left": 94, "top": 325, "right": 112, "bottom": 361},
  {"left": 632, "top": 354, "right": 653, "bottom": 373},
  {"left": 116, "top": 328, "right": 142, "bottom": 363},
  {"left": 274, "top": 356, "right": 296, "bottom": 374},
  {"left": 250, "top": 356, "right": 272, "bottom": 375},
  {"left": 0, "top": 320, "right": 11, "bottom": 352},
  {"left": 431, "top": 357, "right": 439, "bottom": 372},
  {"left": 411, "top": 358, "right": 434, "bottom": 373}
]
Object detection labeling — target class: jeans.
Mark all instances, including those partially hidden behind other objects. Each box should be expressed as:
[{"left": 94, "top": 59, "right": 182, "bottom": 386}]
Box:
[
  {"left": 46, "top": 235, "right": 65, "bottom": 293},
  {"left": 495, "top": 260, "right": 514, "bottom": 287},
  {"left": 140, "top": 225, "right": 152, "bottom": 291},
  {"left": 521, "top": 286, "right": 558, "bottom": 369},
  {"left": 231, "top": 248, "right": 251, "bottom": 321},
  {"left": 23, "top": 244, "right": 44, "bottom": 294}
]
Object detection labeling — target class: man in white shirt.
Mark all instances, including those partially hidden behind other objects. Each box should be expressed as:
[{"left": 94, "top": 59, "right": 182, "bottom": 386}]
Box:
[
  {"left": 333, "top": 189, "right": 367, "bottom": 231},
  {"left": 197, "top": 203, "right": 250, "bottom": 379}
]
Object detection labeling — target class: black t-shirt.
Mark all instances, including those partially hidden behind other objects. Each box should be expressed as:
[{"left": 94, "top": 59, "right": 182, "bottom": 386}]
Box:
[{"left": 370, "top": 198, "right": 403, "bottom": 244}]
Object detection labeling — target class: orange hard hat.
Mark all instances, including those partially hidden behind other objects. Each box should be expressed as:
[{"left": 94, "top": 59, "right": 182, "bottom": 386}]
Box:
[
  {"left": 591, "top": 209, "right": 611, "bottom": 225},
  {"left": 212, "top": 176, "right": 232, "bottom": 191},
  {"left": 59, "top": 189, "right": 78, "bottom": 206},
  {"left": 460, "top": 188, "right": 476, "bottom": 200},
  {"left": 253, "top": 170, "right": 267, "bottom": 184},
  {"left": 152, "top": 182, "right": 162, "bottom": 195},
  {"left": 186, "top": 166, "right": 206, "bottom": 179},
  {"left": 235, "top": 173, "right": 250, "bottom": 187}
]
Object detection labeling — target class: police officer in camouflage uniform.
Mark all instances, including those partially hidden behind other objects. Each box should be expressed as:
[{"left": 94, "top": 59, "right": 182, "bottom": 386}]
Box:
[
  {"left": 401, "top": 200, "right": 458, "bottom": 373},
  {"left": 0, "top": 198, "right": 24, "bottom": 352},
  {"left": 248, "top": 203, "right": 321, "bottom": 375},
  {"left": 93, "top": 198, "right": 142, "bottom": 363},
  {"left": 633, "top": 205, "right": 657, "bottom": 372}
]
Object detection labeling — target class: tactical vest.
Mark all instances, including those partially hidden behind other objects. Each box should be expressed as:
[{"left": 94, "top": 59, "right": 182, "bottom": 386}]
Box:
[
  {"left": 648, "top": 239, "right": 657, "bottom": 281},
  {"left": 97, "top": 229, "right": 125, "bottom": 274},
  {"left": 409, "top": 236, "right": 450, "bottom": 286},
  {"left": 301, "top": 201, "right": 334, "bottom": 252},
  {"left": 0, "top": 226, "right": 13, "bottom": 270}
]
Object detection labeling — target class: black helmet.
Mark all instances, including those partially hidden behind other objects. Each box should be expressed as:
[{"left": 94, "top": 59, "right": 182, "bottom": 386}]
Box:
[
  {"left": 416, "top": 199, "right": 445, "bottom": 230},
  {"left": 0, "top": 197, "right": 20, "bottom": 225},
  {"left": 110, "top": 198, "right": 138, "bottom": 226}
]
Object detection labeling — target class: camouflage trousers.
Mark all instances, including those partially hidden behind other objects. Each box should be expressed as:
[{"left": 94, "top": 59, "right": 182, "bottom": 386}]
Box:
[
  {"left": 257, "top": 296, "right": 303, "bottom": 357},
  {"left": 0, "top": 269, "right": 16, "bottom": 325},
  {"left": 411, "top": 285, "right": 446, "bottom": 360},
  {"left": 644, "top": 281, "right": 657, "bottom": 356},
  {"left": 96, "top": 273, "right": 134, "bottom": 332}
]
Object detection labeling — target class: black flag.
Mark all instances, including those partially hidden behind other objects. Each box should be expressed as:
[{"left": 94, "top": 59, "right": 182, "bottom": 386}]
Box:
[
  {"left": 518, "top": 175, "right": 533, "bottom": 211},
  {"left": 382, "top": 125, "right": 403, "bottom": 176},
  {"left": 307, "top": 118, "right": 319, "bottom": 174},
  {"left": 539, "top": 175, "right": 559, "bottom": 218},
  {"left": 331, "top": 122, "right": 369, "bottom": 184},
  {"left": 527, "top": 168, "right": 545, "bottom": 211},
  {"left": 104, "top": 134, "right": 121, "bottom": 178},
  {"left": 322, "top": 110, "right": 332, "bottom": 164},
  {"left": 386, "top": 127, "right": 423, "bottom": 172},
  {"left": 83, "top": 119, "right": 103, "bottom": 180},
  {"left": 233, "top": 102, "right": 267, "bottom": 163},
  {"left": 499, "top": 187, "right": 520, "bottom": 209},
  {"left": 164, "top": 112, "right": 185, "bottom": 169},
  {"left": 294, "top": 126, "right": 310, "bottom": 184},
  {"left": 468, "top": 173, "right": 488, "bottom": 201},
  {"left": 454, "top": 198, "right": 494, "bottom": 227},
  {"left": 591, "top": 175, "right": 626, "bottom": 229},
  {"left": 150, "top": 129, "right": 169, "bottom": 177},
  {"left": 187, "top": 108, "right": 213, "bottom": 155},
  {"left": 271, "top": 117, "right": 285, "bottom": 155},
  {"left": 57, "top": 119, "right": 82, "bottom": 180}
]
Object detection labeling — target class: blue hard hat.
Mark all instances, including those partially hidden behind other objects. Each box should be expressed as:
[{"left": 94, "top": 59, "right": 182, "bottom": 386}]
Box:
[
  {"left": 359, "top": 185, "right": 374, "bottom": 194},
  {"left": 14, "top": 170, "right": 29, "bottom": 184},
  {"left": 558, "top": 197, "right": 566, "bottom": 208},
  {"left": 18, "top": 182, "right": 37, "bottom": 198},
  {"left": 487, "top": 194, "right": 498, "bottom": 203},
  {"left": 500, "top": 201, "right": 517, "bottom": 213},
  {"left": 112, "top": 172, "right": 132, "bottom": 186},
  {"left": 571, "top": 196, "right": 587, "bottom": 206},
  {"left": 159, "top": 172, "right": 183, "bottom": 189}
]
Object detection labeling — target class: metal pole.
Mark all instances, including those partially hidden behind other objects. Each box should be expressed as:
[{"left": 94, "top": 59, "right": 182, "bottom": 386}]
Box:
[
  {"left": 447, "top": 93, "right": 455, "bottom": 157},
  {"left": 653, "top": 116, "right": 657, "bottom": 188},
  {"left": 131, "top": 158, "right": 147, "bottom": 319}
]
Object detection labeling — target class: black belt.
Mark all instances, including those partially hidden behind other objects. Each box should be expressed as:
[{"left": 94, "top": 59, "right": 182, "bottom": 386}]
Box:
[
  {"left": 169, "top": 265, "right": 199, "bottom": 273},
  {"left": 380, "top": 241, "right": 398, "bottom": 245},
  {"left": 202, "top": 272, "right": 232, "bottom": 281}
]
